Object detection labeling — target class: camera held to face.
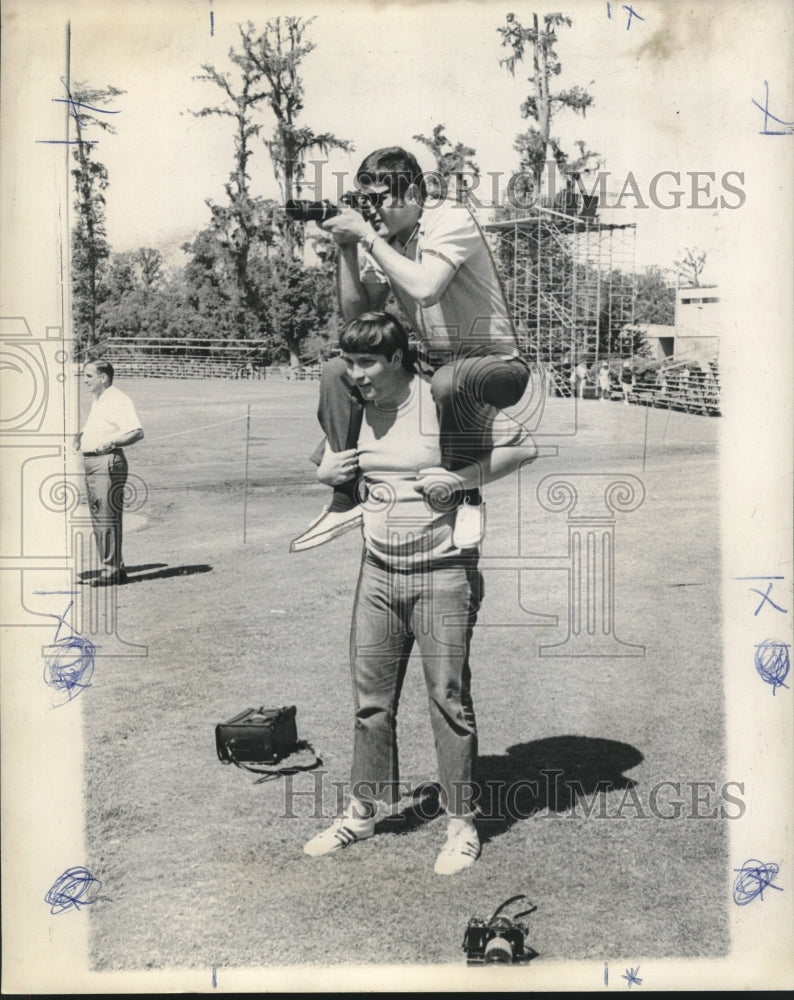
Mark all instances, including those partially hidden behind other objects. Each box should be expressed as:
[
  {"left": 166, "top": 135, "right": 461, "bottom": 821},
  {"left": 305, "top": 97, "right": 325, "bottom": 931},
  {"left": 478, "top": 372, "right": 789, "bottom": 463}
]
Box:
[
  {"left": 463, "top": 894, "right": 537, "bottom": 965},
  {"left": 284, "top": 190, "right": 381, "bottom": 225}
]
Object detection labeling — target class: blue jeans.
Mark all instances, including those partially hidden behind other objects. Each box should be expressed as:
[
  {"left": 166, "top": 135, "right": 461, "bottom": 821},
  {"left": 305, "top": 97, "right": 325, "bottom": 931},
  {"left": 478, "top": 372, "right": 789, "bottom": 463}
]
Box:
[{"left": 348, "top": 553, "right": 483, "bottom": 817}]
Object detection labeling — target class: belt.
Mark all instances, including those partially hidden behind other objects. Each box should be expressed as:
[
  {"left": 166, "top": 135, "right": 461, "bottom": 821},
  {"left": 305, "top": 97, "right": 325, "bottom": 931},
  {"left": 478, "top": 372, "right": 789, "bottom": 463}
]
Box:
[
  {"left": 364, "top": 549, "right": 479, "bottom": 575},
  {"left": 82, "top": 448, "right": 121, "bottom": 457}
]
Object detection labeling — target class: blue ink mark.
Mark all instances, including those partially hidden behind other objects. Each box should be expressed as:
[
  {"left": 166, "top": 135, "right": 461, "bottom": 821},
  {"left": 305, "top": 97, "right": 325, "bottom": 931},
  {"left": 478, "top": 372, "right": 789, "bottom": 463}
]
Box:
[
  {"left": 604, "top": 960, "right": 609, "bottom": 986},
  {"left": 750, "top": 581, "right": 789, "bottom": 616},
  {"left": 210, "top": 10, "right": 215, "bottom": 36},
  {"left": 752, "top": 81, "right": 794, "bottom": 135},
  {"left": 45, "top": 866, "right": 102, "bottom": 914},
  {"left": 734, "top": 576, "right": 785, "bottom": 580},
  {"left": 606, "top": 2, "right": 612, "bottom": 18},
  {"left": 52, "top": 97, "right": 121, "bottom": 116},
  {"left": 39, "top": 78, "right": 121, "bottom": 146},
  {"left": 755, "top": 639, "right": 791, "bottom": 694},
  {"left": 622, "top": 966, "right": 642, "bottom": 988},
  {"left": 622, "top": 5, "right": 644, "bottom": 29},
  {"left": 42, "top": 598, "right": 96, "bottom": 705},
  {"left": 212, "top": 966, "right": 217, "bottom": 988},
  {"left": 732, "top": 860, "right": 783, "bottom": 905}
]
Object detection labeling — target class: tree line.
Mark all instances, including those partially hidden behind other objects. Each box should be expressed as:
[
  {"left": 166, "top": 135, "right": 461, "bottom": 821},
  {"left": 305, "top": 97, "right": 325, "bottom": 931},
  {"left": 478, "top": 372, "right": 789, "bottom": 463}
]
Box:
[{"left": 71, "top": 12, "right": 691, "bottom": 366}]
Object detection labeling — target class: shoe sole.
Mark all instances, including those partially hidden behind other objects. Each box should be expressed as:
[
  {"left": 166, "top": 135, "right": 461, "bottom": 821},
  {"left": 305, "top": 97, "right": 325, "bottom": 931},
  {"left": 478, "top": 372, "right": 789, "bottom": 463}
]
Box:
[{"left": 290, "top": 513, "right": 363, "bottom": 553}]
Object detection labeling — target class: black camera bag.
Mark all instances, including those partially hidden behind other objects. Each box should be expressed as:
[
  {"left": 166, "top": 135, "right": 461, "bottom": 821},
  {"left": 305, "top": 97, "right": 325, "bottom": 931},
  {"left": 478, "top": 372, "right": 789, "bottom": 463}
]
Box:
[
  {"left": 216, "top": 705, "right": 298, "bottom": 763},
  {"left": 215, "top": 706, "right": 320, "bottom": 782}
]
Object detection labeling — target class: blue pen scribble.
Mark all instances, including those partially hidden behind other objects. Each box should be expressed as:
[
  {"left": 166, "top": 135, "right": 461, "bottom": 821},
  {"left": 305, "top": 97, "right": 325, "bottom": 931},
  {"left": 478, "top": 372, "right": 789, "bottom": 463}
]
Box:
[
  {"left": 212, "top": 966, "right": 217, "bottom": 988},
  {"left": 45, "top": 866, "right": 102, "bottom": 914},
  {"left": 732, "top": 860, "right": 783, "bottom": 905},
  {"left": 622, "top": 965, "right": 642, "bottom": 988},
  {"left": 52, "top": 97, "right": 121, "bottom": 116},
  {"left": 604, "top": 960, "right": 609, "bottom": 985},
  {"left": 751, "top": 581, "right": 789, "bottom": 616},
  {"left": 754, "top": 639, "right": 791, "bottom": 694},
  {"left": 752, "top": 81, "right": 794, "bottom": 135},
  {"left": 622, "top": 5, "right": 644, "bottom": 30},
  {"left": 38, "top": 77, "right": 121, "bottom": 146},
  {"left": 41, "top": 598, "right": 97, "bottom": 705}
]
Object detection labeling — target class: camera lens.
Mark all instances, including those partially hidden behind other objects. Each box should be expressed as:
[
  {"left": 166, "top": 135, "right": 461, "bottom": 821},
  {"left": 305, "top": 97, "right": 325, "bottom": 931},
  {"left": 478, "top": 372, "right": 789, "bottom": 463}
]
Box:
[
  {"left": 484, "top": 935, "right": 513, "bottom": 964},
  {"left": 284, "top": 200, "right": 340, "bottom": 223}
]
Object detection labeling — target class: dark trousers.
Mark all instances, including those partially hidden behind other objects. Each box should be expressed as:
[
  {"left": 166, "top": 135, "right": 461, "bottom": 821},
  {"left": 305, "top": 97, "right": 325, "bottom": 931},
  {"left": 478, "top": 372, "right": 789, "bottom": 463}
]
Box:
[
  {"left": 313, "top": 355, "right": 530, "bottom": 510},
  {"left": 83, "top": 450, "right": 128, "bottom": 575}
]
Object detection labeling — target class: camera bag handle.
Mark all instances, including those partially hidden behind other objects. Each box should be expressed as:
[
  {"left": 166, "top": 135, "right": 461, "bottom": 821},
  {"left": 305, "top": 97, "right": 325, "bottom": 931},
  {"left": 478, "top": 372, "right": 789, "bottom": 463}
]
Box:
[{"left": 226, "top": 740, "right": 323, "bottom": 784}]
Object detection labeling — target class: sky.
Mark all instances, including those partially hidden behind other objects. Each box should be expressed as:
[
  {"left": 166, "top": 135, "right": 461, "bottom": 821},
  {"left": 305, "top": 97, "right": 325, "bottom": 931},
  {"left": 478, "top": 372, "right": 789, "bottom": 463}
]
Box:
[
  {"left": 16, "top": 0, "right": 788, "bottom": 280},
  {"left": 3, "top": 0, "right": 792, "bottom": 289}
]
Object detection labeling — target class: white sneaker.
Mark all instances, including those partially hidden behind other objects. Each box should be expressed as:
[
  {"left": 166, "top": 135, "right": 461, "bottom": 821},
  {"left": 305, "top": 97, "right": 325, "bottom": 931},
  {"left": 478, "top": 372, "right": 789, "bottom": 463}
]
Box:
[
  {"left": 290, "top": 505, "right": 363, "bottom": 552},
  {"left": 303, "top": 806, "right": 375, "bottom": 858},
  {"left": 452, "top": 501, "right": 486, "bottom": 549},
  {"left": 434, "top": 820, "right": 481, "bottom": 875}
]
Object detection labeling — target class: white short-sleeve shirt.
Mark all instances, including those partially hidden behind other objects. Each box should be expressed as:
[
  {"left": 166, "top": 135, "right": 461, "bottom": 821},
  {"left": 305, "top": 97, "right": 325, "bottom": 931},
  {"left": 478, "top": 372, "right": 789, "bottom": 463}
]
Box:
[{"left": 81, "top": 385, "right": 142, "bottom": 453}]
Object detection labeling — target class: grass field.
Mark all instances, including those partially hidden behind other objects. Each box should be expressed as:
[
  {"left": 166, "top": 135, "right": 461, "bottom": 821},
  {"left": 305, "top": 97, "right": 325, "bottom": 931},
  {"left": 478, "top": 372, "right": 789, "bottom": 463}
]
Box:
[{"left": 80, "top": 376, "right": 727, "bottom": 973}]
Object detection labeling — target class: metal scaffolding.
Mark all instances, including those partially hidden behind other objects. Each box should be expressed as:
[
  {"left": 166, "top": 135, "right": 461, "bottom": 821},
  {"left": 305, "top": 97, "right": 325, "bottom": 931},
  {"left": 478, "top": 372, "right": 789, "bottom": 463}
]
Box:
[{"left": 484, "top": 207, "right": 637, "bottom": 370}]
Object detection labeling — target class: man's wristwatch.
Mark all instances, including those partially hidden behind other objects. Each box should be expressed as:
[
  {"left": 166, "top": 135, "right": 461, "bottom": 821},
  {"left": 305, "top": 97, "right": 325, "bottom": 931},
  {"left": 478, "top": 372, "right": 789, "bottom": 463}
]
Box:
[{"left": 359, "top": 233, "right": 376, "bottom": 255}]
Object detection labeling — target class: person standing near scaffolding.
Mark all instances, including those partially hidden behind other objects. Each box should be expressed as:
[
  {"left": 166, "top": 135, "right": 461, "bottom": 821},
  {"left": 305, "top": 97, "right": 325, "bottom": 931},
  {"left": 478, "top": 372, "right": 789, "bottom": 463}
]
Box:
[
  {"left": 571, "top": 359, "right": 588, "bottom": 399},
  {"left": 289, "top": 146, "right": 531, "bottom": 554},
  {"left": 620, "top": 361, "right": 634, "bottom": 405},
  {"left": 598, "top": 361, "right": 611, "bottom": 401}
]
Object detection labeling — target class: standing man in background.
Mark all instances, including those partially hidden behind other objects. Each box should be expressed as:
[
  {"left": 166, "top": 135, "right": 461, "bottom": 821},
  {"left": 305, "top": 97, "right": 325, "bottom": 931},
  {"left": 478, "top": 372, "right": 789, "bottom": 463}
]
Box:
[{"left": 75, "top": 361, "right": 144, "bottom": 586}]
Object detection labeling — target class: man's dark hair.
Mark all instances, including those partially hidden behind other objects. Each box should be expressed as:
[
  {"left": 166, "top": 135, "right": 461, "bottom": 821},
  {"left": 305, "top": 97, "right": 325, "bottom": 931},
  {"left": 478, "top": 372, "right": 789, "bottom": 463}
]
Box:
[
  {"left": 339, "top": 312, "right": 417, "bottom": 372},
  {"left": 355, "top": 147, "right": 425, "bottom": 200},
  {"left": 93, "top": 361, "right": 115, "bottom": 383}
]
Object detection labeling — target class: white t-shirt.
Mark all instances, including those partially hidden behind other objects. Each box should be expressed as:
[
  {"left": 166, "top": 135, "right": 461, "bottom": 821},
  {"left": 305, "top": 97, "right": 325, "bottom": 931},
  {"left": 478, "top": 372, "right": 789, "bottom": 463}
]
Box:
[
  {"left": 357, "top": 375, "right": 528, "bottom": 568},
  {"left": 358, "top": 376, "right": 462, "bottom": 568},
  {"left": 81, "top": 385, "right": 142, "bottom": 453}
]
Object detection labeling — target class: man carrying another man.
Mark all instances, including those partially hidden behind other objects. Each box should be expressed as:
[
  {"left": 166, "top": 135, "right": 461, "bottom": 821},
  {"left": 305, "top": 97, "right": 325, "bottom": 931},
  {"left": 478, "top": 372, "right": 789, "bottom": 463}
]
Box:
[
  {"left": 301, "top": 313, "right": 538, "bottom": 873},
  {"left": 290, "top": 146, "right": 531, "bottom": 552}
]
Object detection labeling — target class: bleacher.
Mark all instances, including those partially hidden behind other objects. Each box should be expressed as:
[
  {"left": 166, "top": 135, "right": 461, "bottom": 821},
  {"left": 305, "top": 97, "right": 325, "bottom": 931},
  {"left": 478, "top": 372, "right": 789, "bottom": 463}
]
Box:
[
  {"left": 544, "top": 359, "right": 721, "bottom": 415},
  {"left": 629, "top": 360, "right": 721, "bottom": 416}
]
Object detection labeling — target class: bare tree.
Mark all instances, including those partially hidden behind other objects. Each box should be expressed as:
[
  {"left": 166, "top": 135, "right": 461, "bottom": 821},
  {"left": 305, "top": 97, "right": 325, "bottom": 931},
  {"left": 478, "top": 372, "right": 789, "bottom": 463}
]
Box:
[
  {"left": 497, "top": 12, "right": 600, "bottom": 200},
  {"left": 241, "top": 17, "right": 352, "bottom": 257},
  {"left": 674, "top": 247, "right": 708, "bottom": 288},
  {"left": 192, "top": 26, "right": 273, "bottom": 306},
  {"left": 69, "top": 81, "right": 125, "bottom": 354},
  {"left": 192, "top": 17, "right": 350, "bottom": 366},
  {"left": 413, "top": 123, "right": 480, "bottom": 200}
]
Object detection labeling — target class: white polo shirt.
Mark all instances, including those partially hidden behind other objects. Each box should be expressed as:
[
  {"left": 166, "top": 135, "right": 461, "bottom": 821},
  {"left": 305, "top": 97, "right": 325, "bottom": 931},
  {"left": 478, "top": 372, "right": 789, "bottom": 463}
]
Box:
[{"left": 81, "top": 385, "right": 142, "bottom": 453}]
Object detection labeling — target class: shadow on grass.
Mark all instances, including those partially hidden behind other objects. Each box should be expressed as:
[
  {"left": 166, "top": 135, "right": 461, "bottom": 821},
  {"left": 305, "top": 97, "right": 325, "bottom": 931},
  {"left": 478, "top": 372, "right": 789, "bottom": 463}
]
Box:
[
  {"left": 377, "top": 735, "right": 643, "bottom": 843},
  {"left": 79, "top": 564, "right": 213, "bottom": 584},
  {"left": 475, "top": 735, "right": 643, "bottom": 843}
]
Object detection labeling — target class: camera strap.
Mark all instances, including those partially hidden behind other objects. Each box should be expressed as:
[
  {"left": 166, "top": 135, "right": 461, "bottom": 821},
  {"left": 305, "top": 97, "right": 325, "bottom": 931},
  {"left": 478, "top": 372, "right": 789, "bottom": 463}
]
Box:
[{"left": 225, "top": 740, "right": 323, "bottom": 784}]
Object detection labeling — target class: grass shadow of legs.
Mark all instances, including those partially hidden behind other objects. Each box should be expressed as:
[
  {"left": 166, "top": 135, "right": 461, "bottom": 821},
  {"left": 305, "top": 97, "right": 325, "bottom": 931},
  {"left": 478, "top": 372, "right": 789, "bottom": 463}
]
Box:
[
  {"left": 374, "top": 782, "right": 443, "bottom": 836},
  {"left": 475, "top": 735, "right": 643, "bottom": 844}
]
